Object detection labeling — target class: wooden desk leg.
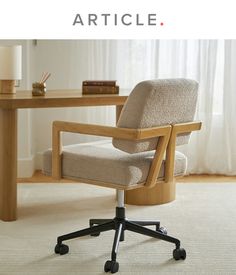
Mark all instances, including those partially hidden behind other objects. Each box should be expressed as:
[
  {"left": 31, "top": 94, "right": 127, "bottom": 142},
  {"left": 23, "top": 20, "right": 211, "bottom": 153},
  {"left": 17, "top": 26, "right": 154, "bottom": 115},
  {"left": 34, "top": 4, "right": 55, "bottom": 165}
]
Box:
[{"left": 0, "top": 109, "right": 17, "bottom": 221}]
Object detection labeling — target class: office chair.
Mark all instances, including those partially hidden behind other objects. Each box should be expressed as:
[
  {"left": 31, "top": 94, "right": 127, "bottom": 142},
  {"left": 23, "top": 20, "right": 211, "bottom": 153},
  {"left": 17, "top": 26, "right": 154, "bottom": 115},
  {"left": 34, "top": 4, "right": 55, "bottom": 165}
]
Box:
[{"left": 43, "top": 79, "right": 201, "bottom": 273}]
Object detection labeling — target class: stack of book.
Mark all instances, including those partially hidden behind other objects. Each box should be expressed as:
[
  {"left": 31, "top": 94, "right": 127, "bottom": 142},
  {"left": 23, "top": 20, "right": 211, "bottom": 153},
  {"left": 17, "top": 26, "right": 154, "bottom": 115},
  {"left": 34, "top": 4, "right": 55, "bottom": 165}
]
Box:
[{"left": 82, "top": 80, "right": 119, "bottom": 95}]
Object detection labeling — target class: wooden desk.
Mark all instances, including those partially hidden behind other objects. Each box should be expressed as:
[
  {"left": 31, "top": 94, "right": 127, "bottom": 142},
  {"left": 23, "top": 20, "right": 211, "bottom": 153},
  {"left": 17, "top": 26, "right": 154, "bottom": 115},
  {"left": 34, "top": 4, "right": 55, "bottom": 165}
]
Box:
[{"left": 0, "top": 90, "right": 128, "bottom": 221}]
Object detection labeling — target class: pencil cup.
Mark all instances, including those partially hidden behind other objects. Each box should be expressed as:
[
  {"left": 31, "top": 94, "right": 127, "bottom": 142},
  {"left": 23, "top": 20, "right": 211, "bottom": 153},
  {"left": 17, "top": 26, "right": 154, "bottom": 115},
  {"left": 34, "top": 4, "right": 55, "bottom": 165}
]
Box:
[{"left": 32, "top": 82, "right": 46, "bottom": 96}]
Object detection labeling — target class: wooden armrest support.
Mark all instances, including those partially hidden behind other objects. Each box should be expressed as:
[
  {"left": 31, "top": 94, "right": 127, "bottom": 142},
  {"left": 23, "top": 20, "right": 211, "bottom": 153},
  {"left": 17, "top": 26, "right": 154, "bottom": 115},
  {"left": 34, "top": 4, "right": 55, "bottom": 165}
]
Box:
[
  {"left": 53, "top": 121, "right": 171, "bottom": 141},
  {"left": 164, "top": 121, "right": 202, "bottom": 183}
]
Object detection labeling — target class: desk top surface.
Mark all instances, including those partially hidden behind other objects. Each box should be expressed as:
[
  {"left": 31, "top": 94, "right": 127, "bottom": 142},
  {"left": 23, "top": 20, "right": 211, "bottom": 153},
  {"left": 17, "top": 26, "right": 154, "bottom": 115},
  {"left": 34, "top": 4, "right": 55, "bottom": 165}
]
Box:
[{"left": 0, "top": 89, "right": 128, "bottom": 109}]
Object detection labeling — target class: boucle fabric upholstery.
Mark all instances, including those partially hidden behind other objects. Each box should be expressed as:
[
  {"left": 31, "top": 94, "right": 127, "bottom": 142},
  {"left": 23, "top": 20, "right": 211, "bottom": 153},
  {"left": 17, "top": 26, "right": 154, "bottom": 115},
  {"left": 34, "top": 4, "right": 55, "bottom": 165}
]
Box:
[
  {"left": 112, "top": 79, "right": 198, "bottom": 153},
  {"left": 43, "top": 141, "right": 187, "bottom": 187}
]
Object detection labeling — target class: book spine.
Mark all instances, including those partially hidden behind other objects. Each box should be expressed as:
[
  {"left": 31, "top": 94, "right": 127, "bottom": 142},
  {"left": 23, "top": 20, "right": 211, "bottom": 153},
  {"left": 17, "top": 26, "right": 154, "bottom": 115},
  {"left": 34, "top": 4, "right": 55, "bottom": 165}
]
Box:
[
  {"left": 83, "top": 81, "right": 116, "bottom": 87},
  {"left": 82, "top": 85, "right": 119, "bottom": 95}
]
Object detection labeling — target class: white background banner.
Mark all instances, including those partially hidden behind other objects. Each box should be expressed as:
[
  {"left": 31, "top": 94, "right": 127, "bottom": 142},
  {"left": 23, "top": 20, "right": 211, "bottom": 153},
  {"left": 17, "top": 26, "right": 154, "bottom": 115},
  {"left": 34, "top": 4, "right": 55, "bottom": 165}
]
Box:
[{"left": 0, "top": 0, "right": 234, "bottom": 38}]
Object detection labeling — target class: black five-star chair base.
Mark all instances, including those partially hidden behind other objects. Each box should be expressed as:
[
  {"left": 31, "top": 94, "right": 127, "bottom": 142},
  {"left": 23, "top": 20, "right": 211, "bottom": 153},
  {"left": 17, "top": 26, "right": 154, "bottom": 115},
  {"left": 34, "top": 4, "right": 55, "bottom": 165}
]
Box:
[{"left": 54, "top": 207, "right": 186, "bottom": 273}]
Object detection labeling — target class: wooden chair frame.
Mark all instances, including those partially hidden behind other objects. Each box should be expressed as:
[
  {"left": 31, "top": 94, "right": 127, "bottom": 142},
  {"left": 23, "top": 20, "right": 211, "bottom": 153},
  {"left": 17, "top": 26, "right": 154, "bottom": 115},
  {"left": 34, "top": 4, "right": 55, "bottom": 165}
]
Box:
[{"left": 52, "top": 121, "right": 202, "bottom": 192}]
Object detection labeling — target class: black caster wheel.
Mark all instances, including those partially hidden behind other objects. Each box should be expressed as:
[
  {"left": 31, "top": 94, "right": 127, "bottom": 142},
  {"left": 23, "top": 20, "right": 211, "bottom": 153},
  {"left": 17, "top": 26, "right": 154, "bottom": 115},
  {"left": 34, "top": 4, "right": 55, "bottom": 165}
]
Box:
[
  {"left": 119, "top": 231, "right": 125, "bottom": 242},
  {"left": 157, "top": 226, "right": 168, "bottom": 235},
  {"left": 54, "top": 243, "right": 69, "bottom": 255},
  {"left": 173, "top": 248, "right": 186, "bottom": 260},
  {"left": 104, "top": 260, "right": 119, "bottom": 273},
  {"left": 90, "top": 227, "right": 100, "bottom": 237},
  {"left": 89, "top": 223, "right": 101, "bottom": 237}
]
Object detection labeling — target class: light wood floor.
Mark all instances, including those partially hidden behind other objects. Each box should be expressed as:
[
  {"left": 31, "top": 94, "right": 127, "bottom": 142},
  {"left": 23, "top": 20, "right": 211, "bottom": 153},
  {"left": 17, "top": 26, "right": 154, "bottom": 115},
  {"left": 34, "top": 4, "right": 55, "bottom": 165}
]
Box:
[
  {"left": 179, "top": 174, "right": 236, "bottom": 183},
  {"left": 17, "top": 170, "right": 236, "bottom": 183}
]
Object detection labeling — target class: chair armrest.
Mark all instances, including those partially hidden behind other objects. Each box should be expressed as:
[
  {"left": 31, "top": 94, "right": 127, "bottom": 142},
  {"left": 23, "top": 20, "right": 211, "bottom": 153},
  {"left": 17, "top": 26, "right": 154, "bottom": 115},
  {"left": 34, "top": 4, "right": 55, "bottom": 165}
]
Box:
[
  {"left": 52, "top": 121, "right": 172, "bottom": 180},
  {"left": 53, "top": 121, "right": 171, "bottom": 140},
  {"left": 172, "top": 121, "right": 202, "bottom": 135}
]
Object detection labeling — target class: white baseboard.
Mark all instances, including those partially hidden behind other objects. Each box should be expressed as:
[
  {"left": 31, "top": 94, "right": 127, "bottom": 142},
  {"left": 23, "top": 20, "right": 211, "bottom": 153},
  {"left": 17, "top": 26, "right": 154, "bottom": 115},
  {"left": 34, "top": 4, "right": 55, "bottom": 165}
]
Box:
[
  {"left": 17, "top": 156, "right": 35, "bottom": 178},
  {"left": 34, "top": 152, "right": 44, "bottom": 170},
  {"left": 17, "top": 152, "right": 44, "bottom": 178}
]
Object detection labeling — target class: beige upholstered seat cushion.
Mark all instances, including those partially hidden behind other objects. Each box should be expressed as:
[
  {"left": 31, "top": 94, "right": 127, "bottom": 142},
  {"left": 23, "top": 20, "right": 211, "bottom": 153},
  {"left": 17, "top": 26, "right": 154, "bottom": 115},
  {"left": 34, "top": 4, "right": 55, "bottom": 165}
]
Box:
[
  {"left": 113, "top": 79, "right": 198, "bottom": 153},
  {"left": 43, "top": 141, "right": 187, "bottom": 187}
]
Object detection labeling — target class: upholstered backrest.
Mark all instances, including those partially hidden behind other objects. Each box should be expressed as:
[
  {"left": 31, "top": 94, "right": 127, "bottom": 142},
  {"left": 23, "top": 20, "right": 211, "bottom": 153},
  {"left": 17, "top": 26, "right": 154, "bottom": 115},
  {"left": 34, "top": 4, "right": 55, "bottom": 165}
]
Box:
[{"left": 112, "top": 79, "right": 198, "bottom": 153}]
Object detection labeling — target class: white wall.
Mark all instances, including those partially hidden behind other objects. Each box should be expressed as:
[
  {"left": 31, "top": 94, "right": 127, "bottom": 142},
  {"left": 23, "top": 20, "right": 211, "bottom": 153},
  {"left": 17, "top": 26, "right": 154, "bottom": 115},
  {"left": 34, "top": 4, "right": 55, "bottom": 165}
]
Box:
[
  {"left": 18, "top": 41, "right": 36, "bottom": 177},
  {"left": 0, "top": 40, "right": 36, "bottom": 177}
]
